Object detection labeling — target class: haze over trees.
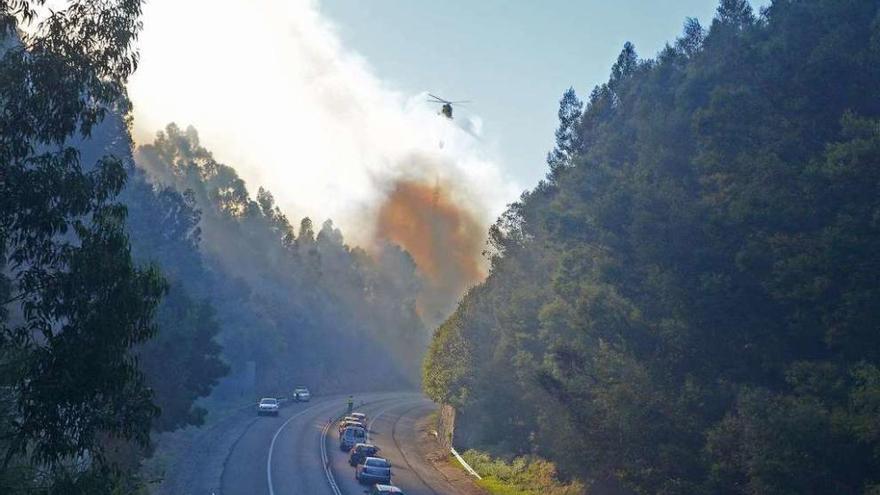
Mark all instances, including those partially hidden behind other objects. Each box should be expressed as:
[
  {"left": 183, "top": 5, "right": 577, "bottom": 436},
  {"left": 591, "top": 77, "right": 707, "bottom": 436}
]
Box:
[
  {"left": 425, "top": 1, "right": 880, "bottom": 493},
  {"left": 0, "top": 1, "right": 429, "bottom": 491},
  {"left": 134, "top": 122, "right": 429, "bottom": 393},
  {"left": 3, "top": 0, "right": 879, "bottom": 493}
]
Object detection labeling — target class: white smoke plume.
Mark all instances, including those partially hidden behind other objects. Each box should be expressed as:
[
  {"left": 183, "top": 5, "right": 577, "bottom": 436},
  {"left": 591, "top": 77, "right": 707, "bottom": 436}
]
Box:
[{"left": 128, "top": 0, "right": 520, "bottom": 249}]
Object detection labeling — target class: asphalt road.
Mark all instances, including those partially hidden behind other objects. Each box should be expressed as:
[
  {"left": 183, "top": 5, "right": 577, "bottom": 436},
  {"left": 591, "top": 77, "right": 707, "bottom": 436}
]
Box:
[{"left": 217, "top": 391, "right": 464, "bottom": 495}]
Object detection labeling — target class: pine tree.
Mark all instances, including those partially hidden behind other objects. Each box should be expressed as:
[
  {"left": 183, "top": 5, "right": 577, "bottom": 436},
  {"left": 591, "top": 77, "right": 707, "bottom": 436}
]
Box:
[
  {"left": 610, "top": 41, "right": 638, "bottom": 87},
  {"left": 716, "top": 0, "right": 755, "bottom": 29},
  {"left": 676, "top": 17, "right": 705, "bottom": 56},
  {"left": 546, "top": 87, "right": 584, "bottom": 175},
  {"left": 298, "top": 217, "right": 316, "bottom": 245}
]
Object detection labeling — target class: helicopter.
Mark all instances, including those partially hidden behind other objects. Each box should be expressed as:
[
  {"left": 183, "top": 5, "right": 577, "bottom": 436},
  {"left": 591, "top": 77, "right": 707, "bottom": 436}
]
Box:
[{"left": 428, "top": 93, "right": 469, "bottom": 120}]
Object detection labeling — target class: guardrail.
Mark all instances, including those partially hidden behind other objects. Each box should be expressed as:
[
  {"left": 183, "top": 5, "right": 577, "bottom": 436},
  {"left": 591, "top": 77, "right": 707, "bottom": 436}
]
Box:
[
  {"left": 450, "top": 446, "right": 482, "bottom": 480},
  {"left": 430, "top": 429, "right": 482, "bottom": 480}
]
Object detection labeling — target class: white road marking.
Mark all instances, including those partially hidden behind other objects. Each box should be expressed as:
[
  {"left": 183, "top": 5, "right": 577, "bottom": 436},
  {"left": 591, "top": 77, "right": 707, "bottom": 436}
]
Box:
[
  {"left": 321, "top": 418, "right": 343, "bottom": 495},
  {"left": 366, "top": 404, "right": 394, "bottom": 443},
  {"left": 267, "top": 401, "right": 326, "bottom": 495},
  {"left": 323, "top": 398, "right": 406, "bottom": 494},
  {"left": 262, "top": 394, "right": 423, "bottom": 495}
]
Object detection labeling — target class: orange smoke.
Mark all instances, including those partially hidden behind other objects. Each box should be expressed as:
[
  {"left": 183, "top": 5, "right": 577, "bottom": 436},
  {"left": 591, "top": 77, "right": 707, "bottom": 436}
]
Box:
[{"left": 375, "top": 179, "right": 486, "bottom": 325}]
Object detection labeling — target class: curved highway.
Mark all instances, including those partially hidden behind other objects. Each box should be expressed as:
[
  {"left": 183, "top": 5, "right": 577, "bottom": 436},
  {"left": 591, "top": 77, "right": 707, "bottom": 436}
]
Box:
[{"left": 211, "top": 391, "right": 468, "bottom": 495}]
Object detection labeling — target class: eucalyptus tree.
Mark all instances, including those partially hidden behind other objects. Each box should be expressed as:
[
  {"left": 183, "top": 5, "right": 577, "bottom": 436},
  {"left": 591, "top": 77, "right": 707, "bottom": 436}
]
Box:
[{"left": 0, "top": 1, "right": 164, "bottom": 491}]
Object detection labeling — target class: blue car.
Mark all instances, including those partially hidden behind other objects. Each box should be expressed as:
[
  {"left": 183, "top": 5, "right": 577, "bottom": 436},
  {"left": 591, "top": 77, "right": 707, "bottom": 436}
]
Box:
[{"left": 356, "top": 456, "right": 392, "bottom": 485}]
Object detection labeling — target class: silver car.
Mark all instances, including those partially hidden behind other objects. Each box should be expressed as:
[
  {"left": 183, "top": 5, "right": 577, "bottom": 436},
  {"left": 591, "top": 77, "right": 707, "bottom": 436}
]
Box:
[
  {"left": 369, "top": 485, "right": 404, "bottom": 494},
  {"left": 356, "top": 456, "right": 392, "bottom": 485},
  {"left": 257, "top": 397, "right": 280, "bottom": 416},
  {"left": 292, "top": 386, "right": 310, "bottom": 402}
]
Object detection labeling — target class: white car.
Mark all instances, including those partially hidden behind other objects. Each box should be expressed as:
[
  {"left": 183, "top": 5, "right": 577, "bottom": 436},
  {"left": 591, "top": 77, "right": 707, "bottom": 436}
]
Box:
[
  {"left": 369, "top": 484, "right": 405, "bottom": 494},
  {"left": 292, "top": 386, "right": 310, "bottom": 402},
  {"left": 257, "top": 397, "right": 280, "bottom": 416}
]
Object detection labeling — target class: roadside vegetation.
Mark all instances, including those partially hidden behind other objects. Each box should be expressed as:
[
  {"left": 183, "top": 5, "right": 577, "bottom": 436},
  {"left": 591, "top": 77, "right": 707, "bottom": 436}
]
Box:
[
  {"left": 425, "top": 1, "right": 880, "bottom": 493},
  {"left": 458, "top": 450, "right": 583, "bottom": 495}
]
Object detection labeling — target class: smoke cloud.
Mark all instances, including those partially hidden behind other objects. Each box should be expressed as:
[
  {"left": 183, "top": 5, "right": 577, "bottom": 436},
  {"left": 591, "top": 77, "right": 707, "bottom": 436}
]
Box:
[
  {"left": 375, "top": 178, "right": 485, "bottom": 325},
  {"left": 127, "top": 0, "right": 520, "bottom": 323}
]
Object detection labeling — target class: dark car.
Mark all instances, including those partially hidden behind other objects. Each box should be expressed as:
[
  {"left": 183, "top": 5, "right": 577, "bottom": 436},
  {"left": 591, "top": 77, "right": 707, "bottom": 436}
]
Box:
[
  {"left": 349, "top": 443, "right": 380, "bottom": 466},
  {"left": 356, "top": 456, "right": 392, "bottom": 485}
]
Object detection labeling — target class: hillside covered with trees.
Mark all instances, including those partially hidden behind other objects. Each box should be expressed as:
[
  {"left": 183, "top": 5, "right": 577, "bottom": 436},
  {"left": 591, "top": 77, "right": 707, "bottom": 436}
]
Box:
[
  {"left": 424, "top": 1, "right": 880, "bottom": 493},
  {"left": 0, "top": 2, "right": 429, "bottom": 491},
  {"left": 132, "top": 122, "right": 429, "bottom": 393}
]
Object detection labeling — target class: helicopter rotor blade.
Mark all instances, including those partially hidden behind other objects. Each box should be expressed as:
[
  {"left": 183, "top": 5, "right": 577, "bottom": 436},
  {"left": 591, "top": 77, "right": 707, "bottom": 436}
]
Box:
[{"left": 427, "top": 93, "right": 451, "bottom": 103}]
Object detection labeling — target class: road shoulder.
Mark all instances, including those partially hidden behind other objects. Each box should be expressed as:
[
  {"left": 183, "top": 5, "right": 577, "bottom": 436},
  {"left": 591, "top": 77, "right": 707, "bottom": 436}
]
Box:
[
  {"left": 413, "top": 413, "right": 487, "bottom": 495},
  {"left": 146, "top": 401, "right": 258, "bottom": 495}
]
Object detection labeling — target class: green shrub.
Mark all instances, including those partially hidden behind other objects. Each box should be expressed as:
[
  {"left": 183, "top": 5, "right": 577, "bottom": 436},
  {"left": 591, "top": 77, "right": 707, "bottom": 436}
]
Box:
[{"left": 458, "top": 450, "right": 583, "bottom": 495}]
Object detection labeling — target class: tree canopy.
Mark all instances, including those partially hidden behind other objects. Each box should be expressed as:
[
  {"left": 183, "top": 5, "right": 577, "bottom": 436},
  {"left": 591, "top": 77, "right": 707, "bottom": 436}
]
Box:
[
  {"left": 0, "top": 1, "right": 166, "bottom": 491},
  {"left": 424, "top": 1, "right": 880, "bottom": 493},
  {"left": 135, "top": 123, "right": 429, "bottom": 395}
]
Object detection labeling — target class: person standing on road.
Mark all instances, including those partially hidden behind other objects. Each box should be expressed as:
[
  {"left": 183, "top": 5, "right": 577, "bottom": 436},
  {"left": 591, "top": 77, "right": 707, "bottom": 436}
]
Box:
[{"left": 347, "top": 395, "right": 354, "bottom": 413}]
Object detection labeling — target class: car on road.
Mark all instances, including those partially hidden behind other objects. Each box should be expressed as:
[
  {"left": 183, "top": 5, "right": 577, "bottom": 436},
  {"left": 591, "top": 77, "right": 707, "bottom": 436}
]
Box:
[
  {"left": 292, "top": 386, "right": 310, "bottom": 402},
  {"left": 338, "top": 418, "right": 365, "bottom": 434},
  {"left": 257, "top": 397, "right": 279, "bottom": 416},
  {"left": 356, "top": 456, "right": 392, "bottom": 485},
  {"left": 340, "top": 425, "right": 367, "bottom": 451},
  {"left": 369, "top": 485, "right": 404, "bottom": 494},
  {"left": 349, "top": 443, "right": 380, "bottom": 466}
]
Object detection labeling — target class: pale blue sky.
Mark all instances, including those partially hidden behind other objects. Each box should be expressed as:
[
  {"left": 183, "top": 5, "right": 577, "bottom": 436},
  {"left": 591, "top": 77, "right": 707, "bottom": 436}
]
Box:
[{"left": 318, "top": 0, "right": 767, "bottom": 189}]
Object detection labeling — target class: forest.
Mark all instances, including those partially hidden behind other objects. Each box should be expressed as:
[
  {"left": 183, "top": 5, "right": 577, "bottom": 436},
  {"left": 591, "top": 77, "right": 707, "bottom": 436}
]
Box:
[
  {"left": 0, "top": 1, "right": 427, "bottom": 491},
  {"left": 3, "top": 0, "right": 880, "bottom": 493},
  {"left": 424, "top": 0, "right": 880, "bottom": 494}
]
